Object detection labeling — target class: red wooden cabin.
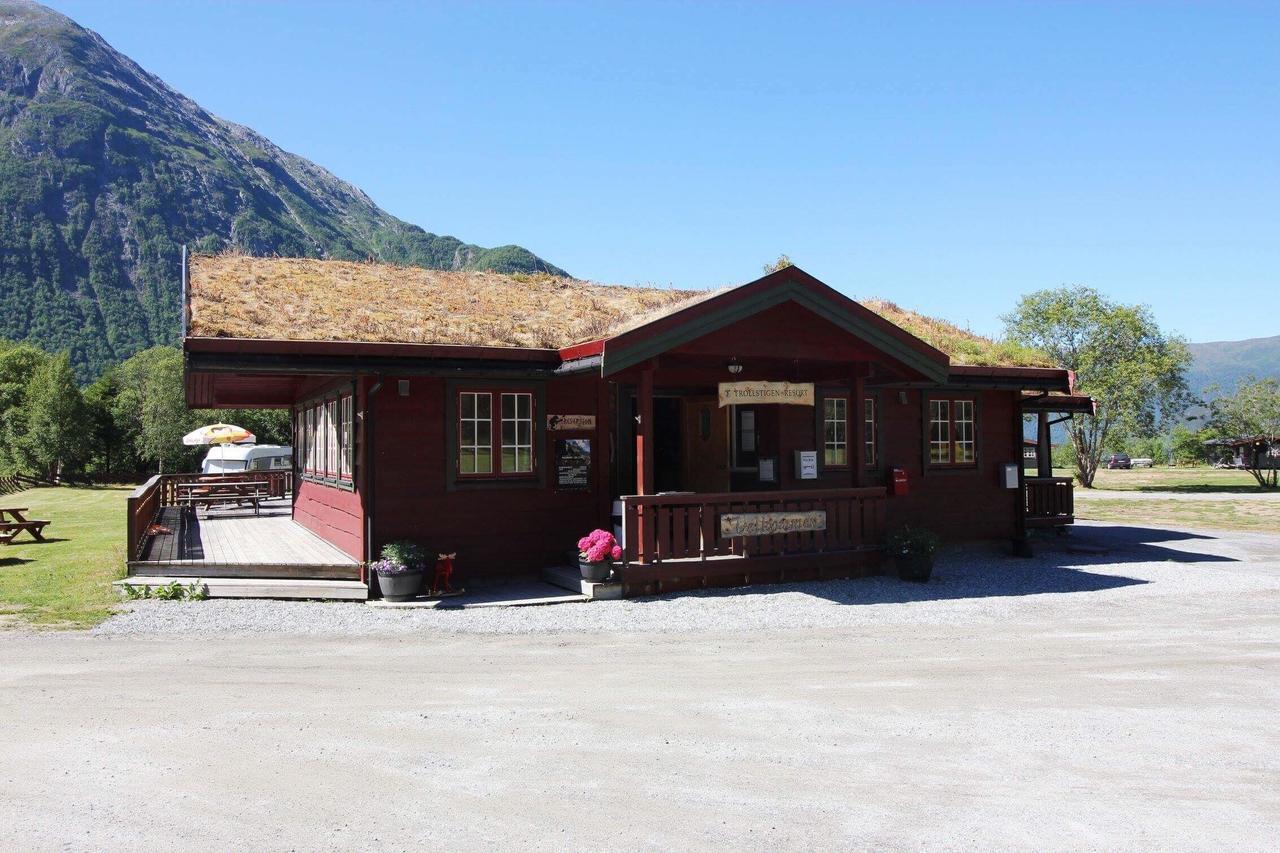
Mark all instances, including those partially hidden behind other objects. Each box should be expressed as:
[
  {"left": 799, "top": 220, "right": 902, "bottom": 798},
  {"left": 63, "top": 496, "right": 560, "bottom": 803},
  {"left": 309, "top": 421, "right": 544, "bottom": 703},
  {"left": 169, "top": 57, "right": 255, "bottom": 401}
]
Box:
[{"left": 182, "top": 255, "right": 1088, "bottom": 596}]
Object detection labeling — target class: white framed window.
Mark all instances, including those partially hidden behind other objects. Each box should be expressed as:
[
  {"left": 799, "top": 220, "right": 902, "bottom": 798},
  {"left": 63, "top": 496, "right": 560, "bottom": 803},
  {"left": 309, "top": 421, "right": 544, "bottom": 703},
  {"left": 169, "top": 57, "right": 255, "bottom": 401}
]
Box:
[
  {"left": 500, "top": 392, "right": 534, "bottom": 474},
  {"left": 955, "top": 399, "right": 975, "bottom": 463},
  {"left": 459, "top": 391, "right": 493, "bottom": 475},
  {"left": 930, "top": 400, "right": 951, "bottom": 464},
  {"left": 325, "top": 399, "right": 338, "bottom": 476},
  {"left": 929, "top": 398, "right": 977, "bottom": 465},
  {"left": 864, "top": 397, "right": 877, "bottom": 467},
  {"left": 823, "top": 396, "right": 848, "bottom": 467},
  {"left": 339, "top": 395, "right": 354, "bottom": 480}
]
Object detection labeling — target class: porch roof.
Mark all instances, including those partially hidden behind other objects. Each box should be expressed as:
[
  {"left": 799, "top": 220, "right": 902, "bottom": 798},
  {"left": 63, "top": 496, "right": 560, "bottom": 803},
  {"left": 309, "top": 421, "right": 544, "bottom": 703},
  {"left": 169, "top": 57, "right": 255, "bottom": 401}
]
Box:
[{"left": 582, "top": 266, "right": 953, "bottom": 384}]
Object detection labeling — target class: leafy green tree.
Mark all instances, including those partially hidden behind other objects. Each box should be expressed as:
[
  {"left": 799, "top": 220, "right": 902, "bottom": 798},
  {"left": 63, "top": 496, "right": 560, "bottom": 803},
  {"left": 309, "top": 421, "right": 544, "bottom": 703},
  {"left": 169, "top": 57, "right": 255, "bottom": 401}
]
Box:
[
  {"left": 1206, "top": 377, "right": 1280, "bottom": 488},
  {"left": 111, "top": 347, "right": 200, "bottom": 473},
  {"left": 1168, "top": 424, "right": 1208, "bottom": 467},
  {"left": 16, "top": 353, "right": 90, "bottom": 480},
  {"left": 1004, "top": 286, "right": 1191, "bottom": 487},
  {"left": 0, "top": 342, "right": 51, "bottom": 474}
]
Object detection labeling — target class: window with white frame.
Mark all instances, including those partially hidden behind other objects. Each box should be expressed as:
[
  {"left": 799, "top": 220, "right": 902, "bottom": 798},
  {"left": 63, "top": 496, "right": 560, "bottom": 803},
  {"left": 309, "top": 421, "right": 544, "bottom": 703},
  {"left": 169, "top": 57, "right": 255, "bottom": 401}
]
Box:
[
  {"left": 929, "top": 400, "right": 951, "bottom": 464},
  {"left": 955, "top": 399, "right": 975, "bottom": 463},
  {"left": 340, "top": 395, "right": 353, "bottom": 480},
  {"left": 823, "top": 396, "right": 848, "bottom": 467},
  {"left": 325, "top": 398, "right": 338, "bottom": 476},
  {"left": 864, "top": 397, "right": 877, "bottom": 467},
  {"left": 500, "top": 392, "right": 533, "bottom": 474},
  {"left": 459, "top": 391, "right": 493, "bottom": 475},
  {"left": 929, "top": 398, "right": 977, "bottom": 465}
]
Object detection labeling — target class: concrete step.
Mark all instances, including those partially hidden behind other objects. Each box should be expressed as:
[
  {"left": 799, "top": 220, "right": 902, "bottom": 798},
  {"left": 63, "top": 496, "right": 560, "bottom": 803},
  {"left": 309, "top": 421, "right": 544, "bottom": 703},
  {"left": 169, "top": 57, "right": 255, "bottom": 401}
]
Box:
[
  {"left": 543, "top": 565, "right": 623, "bottom": 600},
  {"left": 114, "top": 576, "right": 368, "bottom": 601}
]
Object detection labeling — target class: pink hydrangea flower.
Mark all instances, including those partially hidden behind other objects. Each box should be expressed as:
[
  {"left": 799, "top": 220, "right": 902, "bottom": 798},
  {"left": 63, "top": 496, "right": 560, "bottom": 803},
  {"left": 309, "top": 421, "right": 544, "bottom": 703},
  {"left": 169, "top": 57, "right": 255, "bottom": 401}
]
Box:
[{"left": 578, "top": 528, "right": 620, "bottom": 563}]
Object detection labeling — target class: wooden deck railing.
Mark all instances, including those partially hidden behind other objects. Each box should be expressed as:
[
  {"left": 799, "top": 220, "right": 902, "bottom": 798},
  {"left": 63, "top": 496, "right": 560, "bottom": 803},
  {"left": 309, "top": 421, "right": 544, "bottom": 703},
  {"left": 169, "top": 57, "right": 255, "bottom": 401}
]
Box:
[
  {"left": 126, "top": 475, "right": 164, "bottom": 560},
  {"left": 124, "top": 471, "right": 294, "bottom": 560},
  {"left": 619, "top": 488, "right": 887, "bottom": 594},
  {"left": 623, "top": 487, "right": 887, "bottom": 564},
  {"left": 1024, "top": 477, "right": 1074, "bottom": 526}
]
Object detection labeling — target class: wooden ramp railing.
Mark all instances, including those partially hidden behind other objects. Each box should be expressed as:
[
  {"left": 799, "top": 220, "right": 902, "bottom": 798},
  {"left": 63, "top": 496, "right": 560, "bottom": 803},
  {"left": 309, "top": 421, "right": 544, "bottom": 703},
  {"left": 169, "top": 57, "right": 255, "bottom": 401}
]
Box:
[
  {"left": 1024, "top": 477, "right": 1074, "bottom": 527},
  {"left": 620, "top": 488, "right": 886, "bottom": 595}
]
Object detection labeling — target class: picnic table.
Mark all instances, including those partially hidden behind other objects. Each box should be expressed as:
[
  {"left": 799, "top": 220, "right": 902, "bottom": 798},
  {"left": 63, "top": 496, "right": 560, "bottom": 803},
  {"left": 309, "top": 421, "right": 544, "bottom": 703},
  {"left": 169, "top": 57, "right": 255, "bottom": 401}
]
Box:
[
  {"left": 176, "top": 479, "right": 269, "bottom": 517},
  {"left": 0, "top": 507, "right": 50, "bottom": 545}
]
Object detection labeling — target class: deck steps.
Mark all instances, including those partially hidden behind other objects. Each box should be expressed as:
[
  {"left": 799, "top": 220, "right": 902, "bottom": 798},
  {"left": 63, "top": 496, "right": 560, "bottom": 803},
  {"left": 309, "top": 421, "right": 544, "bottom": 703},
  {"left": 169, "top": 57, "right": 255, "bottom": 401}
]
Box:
[
  {"left": 114, "top": 576, "right": 368, "bottom": 601},
  {"left": 127, "top": 561, "right": 360, "bottom": 580},
  {"left": 542, "top": 565, "right": 623, "bottom": 600}
]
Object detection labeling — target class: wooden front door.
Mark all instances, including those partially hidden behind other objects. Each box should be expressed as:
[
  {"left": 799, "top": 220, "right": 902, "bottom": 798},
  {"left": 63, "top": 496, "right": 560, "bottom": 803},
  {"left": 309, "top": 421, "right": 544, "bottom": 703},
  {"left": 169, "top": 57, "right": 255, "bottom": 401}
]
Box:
[{"left": 682, "top": 398, "right": 729, "bottom": 493}]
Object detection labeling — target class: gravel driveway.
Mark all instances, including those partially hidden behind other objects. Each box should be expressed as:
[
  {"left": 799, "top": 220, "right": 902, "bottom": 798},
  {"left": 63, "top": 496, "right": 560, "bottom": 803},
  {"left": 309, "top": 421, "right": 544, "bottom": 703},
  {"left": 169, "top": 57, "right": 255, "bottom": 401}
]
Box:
[
  {"left": 3, "top": 521, "right": 1278, "bottom": 851},
  {"left": 95, "top": 521, "right": 1280, "bottom": 637}
]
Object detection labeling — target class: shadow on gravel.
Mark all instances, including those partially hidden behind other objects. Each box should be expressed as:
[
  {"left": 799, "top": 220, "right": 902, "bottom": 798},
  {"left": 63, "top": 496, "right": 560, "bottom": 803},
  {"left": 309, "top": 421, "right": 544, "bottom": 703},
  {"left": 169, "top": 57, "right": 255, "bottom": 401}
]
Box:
[
  {"left": 1059, "top": 525, "right": 1237, "bottom": 563},
  {"left": 643, "top": 524, "right": 1246, "bottom": 606}
]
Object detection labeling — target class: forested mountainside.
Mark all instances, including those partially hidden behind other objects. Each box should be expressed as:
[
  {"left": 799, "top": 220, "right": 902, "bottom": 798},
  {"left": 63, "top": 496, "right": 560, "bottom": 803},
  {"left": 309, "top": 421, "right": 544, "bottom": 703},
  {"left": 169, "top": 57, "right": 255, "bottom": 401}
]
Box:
[
  {"left": 1187, "top": 335, "right": 1280, "bottom": 397},
  {"left": 0, "top": 1, "right": 565, "bottom": 378}
]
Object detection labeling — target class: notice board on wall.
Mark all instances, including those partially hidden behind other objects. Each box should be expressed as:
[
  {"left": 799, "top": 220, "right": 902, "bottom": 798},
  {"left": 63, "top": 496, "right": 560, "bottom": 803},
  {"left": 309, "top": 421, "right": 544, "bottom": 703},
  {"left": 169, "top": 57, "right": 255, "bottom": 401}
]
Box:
[{"left": 555, "top": 438, "right": 592, "bottom": 491}]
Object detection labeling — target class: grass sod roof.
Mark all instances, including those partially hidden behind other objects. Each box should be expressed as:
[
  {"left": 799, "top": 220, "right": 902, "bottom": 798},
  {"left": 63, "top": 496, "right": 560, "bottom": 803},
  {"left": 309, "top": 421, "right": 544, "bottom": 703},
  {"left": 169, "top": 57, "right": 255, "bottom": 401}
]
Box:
[{"left": 187, "top": 254, "right": 1052, "bottom": 368}]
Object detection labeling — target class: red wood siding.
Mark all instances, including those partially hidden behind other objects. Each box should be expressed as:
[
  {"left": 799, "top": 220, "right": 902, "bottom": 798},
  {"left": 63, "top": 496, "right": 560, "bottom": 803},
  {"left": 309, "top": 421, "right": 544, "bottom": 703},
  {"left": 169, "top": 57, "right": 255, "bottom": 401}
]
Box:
[
  {"left": 370, "top": 374, "right": 606, "bottom": 581},
  {"left": 290, "top": 376, "right": 366, "bottom": 561},
  {"left": 877, "top": 388, "right": 1020, "bottom": 541},
  {"left": 294, "top": 479, "right": 364, "bottom": 560}
]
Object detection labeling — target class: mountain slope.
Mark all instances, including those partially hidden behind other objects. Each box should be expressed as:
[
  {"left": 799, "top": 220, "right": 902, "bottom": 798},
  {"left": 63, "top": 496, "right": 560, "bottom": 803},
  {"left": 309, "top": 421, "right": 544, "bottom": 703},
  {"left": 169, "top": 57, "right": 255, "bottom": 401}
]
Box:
[
  {"left": 1187, "top": 335, "right": 1280, "bottom": 397},
  {"left": 0, "top": 0, "right": 565, "bottom": 378}
]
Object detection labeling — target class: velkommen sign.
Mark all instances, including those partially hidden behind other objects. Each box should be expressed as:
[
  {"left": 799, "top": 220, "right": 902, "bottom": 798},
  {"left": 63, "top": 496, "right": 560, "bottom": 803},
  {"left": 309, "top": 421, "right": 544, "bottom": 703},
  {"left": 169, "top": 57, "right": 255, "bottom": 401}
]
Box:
[{"left": 717, "top": 381, "right": 815, "bottom": 408}]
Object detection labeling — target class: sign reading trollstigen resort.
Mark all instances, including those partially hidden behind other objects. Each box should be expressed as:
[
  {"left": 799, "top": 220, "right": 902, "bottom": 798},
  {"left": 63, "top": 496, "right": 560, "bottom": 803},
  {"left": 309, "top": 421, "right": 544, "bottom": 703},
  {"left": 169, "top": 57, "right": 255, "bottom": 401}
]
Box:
[{"left": 717, "top": 381, "right": 815, "bottom": 407}]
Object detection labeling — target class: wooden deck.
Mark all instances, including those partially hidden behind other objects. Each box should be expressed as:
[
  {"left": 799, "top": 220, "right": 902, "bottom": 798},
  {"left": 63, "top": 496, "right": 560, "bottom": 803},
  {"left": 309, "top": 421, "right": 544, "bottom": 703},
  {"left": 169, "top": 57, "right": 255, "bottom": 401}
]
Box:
[{"left": 130, "top": 499, "right": 361, "bottom": 580}]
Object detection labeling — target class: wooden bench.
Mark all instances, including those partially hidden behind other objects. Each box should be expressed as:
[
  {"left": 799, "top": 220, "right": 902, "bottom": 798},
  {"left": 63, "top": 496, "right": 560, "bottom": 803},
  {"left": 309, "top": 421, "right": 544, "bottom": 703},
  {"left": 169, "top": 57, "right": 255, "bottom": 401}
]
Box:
[{"left": 0, "top": 507, "right": 50, "bottom": 544}]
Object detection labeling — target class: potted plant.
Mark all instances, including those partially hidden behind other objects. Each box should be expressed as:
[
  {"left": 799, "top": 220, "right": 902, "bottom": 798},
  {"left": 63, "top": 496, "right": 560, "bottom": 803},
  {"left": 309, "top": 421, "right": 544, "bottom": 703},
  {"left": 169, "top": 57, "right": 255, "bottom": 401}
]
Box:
[
  {"left": 577, "top": 529, "right": 622, "bottom": 582},
  {"left": 371, "top": 540, "right": 426, "bottom": 601},
  {"left": 886, "top": 526, "right": 939, "bottom": 582}
]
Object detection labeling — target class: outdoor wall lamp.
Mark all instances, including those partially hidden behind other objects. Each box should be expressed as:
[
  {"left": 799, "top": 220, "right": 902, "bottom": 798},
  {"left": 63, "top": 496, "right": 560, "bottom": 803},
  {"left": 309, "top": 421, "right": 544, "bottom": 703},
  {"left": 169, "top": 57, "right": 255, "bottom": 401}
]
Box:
[
  {"left": 898, "top": 391, "right": 909, "bottom": 404},
  {"left": 727, "top": 359, "right": 744, "bottom": 375}
]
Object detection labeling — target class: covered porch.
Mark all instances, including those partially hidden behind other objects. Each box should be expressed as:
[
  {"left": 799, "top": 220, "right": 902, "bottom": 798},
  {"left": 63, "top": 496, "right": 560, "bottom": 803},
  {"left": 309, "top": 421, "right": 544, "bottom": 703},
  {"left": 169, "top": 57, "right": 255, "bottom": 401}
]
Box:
[{"left": 584, "top": 269, "right": 954, "bottom": 594}]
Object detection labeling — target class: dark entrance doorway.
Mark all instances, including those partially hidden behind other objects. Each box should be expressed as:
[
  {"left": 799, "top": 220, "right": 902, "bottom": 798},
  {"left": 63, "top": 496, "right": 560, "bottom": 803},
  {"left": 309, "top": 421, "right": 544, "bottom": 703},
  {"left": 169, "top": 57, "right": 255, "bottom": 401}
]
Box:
[{"left": 652, "top": 397, "right": 683, "bottom": 492}]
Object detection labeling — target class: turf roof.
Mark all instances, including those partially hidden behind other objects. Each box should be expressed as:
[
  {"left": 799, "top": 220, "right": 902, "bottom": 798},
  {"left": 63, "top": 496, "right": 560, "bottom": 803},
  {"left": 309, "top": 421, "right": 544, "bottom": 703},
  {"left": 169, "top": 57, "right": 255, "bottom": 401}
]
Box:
[{"left": 187, "top": 254, "right": 1051, "bottom": 367}]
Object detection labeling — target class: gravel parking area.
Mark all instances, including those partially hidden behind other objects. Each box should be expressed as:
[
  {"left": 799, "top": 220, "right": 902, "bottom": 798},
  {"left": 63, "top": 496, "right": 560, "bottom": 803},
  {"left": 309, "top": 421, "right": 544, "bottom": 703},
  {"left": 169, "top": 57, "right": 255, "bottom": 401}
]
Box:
[
  {"left": 3, "top": 521, "right": 1278, "bottom": 851},
  {"left": 95, "top": 522, "right": 1280, "bottom": 637}
]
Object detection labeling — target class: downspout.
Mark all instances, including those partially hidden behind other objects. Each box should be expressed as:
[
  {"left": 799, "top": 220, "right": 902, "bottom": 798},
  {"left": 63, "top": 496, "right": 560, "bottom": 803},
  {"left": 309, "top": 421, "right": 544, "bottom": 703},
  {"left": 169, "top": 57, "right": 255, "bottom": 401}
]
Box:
[{"left": 364, "top": 376, "right": 384, "bottom": 589}]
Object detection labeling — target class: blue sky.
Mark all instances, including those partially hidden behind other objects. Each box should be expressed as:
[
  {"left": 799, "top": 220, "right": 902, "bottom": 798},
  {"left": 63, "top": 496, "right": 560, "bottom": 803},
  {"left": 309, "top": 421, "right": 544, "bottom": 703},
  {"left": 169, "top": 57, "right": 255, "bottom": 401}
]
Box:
[{"left": 48, "top": 1, "right": 1279, "bottom": 343}]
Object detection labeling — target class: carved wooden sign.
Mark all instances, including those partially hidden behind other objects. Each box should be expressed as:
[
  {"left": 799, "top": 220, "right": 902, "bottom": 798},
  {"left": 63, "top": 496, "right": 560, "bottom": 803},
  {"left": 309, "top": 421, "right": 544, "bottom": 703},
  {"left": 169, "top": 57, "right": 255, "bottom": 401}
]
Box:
[
  {"left": 720, "top": 510, "right": 827, "bottom": 538},
  {"left": 547, "top": 414, "right": 596, "bottom": 431},
  {"left": 718, "top": 381, "right": 814, "bottom": 407}
]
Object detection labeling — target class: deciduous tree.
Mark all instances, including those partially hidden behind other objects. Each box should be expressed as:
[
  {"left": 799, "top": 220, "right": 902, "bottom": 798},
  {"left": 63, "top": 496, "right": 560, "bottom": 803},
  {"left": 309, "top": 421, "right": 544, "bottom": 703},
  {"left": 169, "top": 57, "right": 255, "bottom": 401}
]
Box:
[
  {"left": 1004, "top": 286, "right": 1190, "bottom": 487},
  {"left": 1206, "top": 377, "right": 1280, "bottom": 488}
]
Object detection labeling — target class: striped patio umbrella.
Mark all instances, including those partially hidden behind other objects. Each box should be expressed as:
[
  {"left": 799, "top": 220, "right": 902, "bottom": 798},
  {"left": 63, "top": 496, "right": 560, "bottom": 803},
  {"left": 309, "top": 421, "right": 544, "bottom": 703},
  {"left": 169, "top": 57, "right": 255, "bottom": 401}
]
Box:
[{"left": 182, "top": 423, "right": 256, "bottom": 447}]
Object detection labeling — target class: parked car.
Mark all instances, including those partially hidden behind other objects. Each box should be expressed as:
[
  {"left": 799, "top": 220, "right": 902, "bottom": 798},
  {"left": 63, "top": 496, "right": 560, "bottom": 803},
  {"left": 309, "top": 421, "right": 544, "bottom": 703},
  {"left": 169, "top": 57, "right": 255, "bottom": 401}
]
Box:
[
  {"left": 1105, "top": 453, "right": 1132, "bottom": 469},
  {"left": 1130, "top": 457, "right": 1154, "bottom": 468}
]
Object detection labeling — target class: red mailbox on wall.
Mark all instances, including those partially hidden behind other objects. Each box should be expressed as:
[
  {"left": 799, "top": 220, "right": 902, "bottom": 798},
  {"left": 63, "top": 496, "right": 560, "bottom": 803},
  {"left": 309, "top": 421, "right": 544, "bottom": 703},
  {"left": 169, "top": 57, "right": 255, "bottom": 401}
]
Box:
[{"left": 889, "top": 467, "right": 908, "bottom": 496}]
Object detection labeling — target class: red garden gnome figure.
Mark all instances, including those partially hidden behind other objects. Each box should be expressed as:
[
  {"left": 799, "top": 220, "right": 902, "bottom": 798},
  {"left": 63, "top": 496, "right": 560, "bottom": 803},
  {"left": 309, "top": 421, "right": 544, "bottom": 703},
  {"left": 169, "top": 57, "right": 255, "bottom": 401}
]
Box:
[{"left": 432, "top": 552, "right": 456, "bottom": 595}]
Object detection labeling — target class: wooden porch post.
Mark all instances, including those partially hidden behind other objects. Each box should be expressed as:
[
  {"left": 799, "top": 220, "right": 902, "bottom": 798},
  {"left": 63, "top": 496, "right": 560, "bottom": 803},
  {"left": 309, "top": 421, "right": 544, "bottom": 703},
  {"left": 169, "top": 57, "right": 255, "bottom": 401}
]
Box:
[
  {"left": 1037, "top": 410, "right": 1052, "bottom": 478},
  {"left": 636, "top": 365, "right": 655, "bottom": 495}
]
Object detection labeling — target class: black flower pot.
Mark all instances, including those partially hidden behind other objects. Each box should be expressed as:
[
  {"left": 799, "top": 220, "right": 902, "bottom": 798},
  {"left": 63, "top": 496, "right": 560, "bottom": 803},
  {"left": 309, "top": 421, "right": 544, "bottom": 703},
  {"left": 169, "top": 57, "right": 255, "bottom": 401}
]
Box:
[
  {"left": 579, "top": 559, "right": 611, "bottom": 582},
  {"left": 377, "top": 569, "right": 424, "bottom": 601},
  {"left": 895, "top": 554, "right": 934, "bottom": 583}
]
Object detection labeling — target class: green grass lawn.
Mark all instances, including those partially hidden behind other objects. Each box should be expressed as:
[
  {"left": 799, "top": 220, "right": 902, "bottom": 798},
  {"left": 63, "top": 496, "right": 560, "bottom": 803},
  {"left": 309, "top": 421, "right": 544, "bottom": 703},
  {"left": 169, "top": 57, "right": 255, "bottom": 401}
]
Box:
[
  {"left": 0, "top": 485, "right": 130, "bottom": 630},
  {"left": 1054, "top": 466, "right": 1268, "bottom": 493},
  {"left": 1074, "top": 497, "right": 1279, "bottom": 533}
]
